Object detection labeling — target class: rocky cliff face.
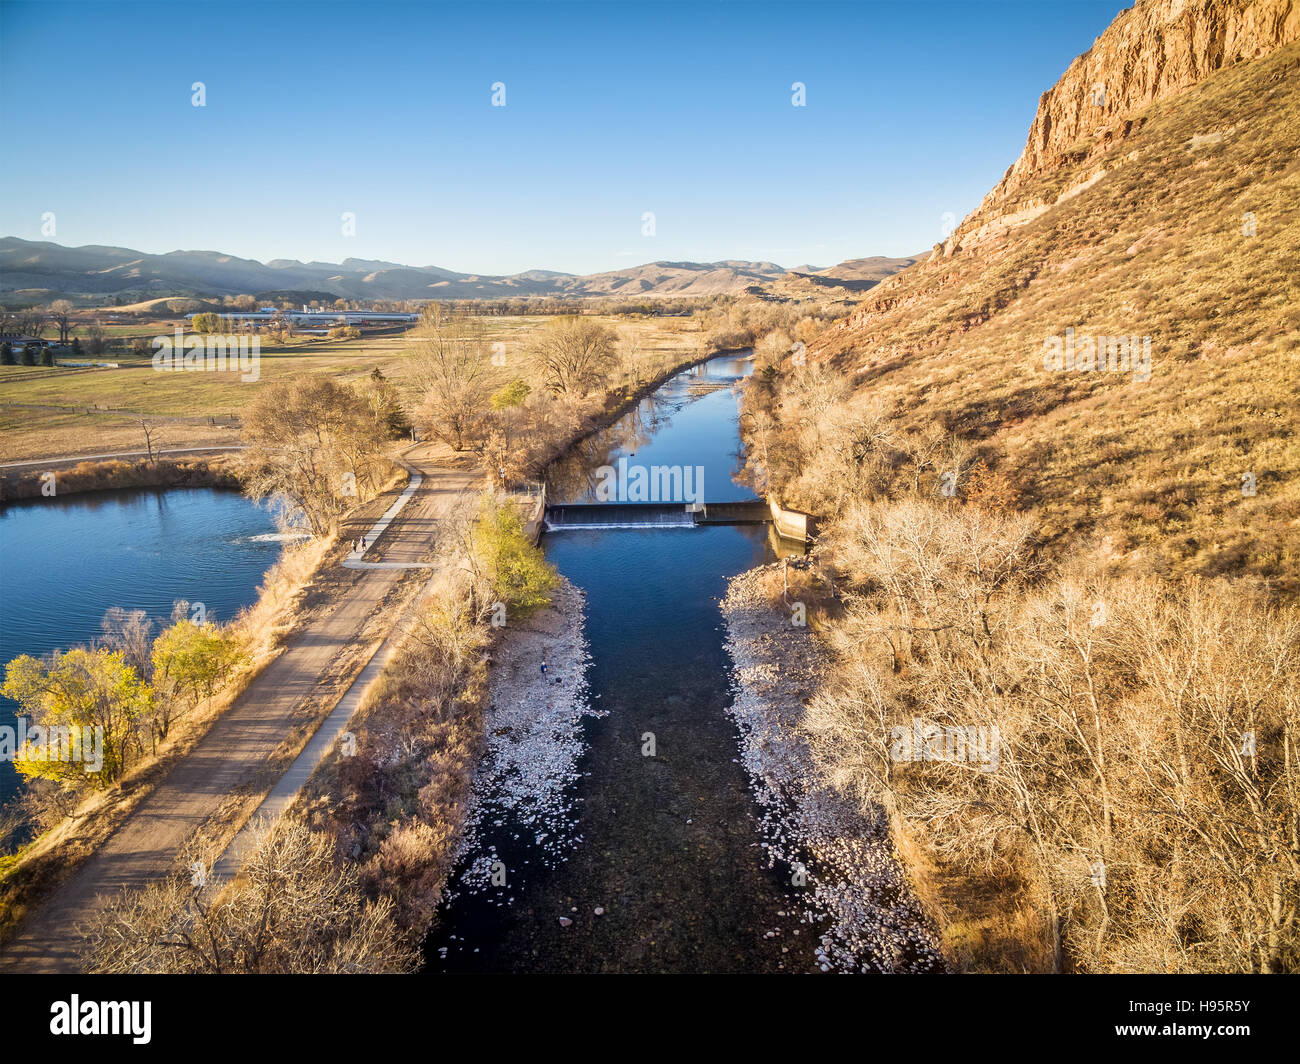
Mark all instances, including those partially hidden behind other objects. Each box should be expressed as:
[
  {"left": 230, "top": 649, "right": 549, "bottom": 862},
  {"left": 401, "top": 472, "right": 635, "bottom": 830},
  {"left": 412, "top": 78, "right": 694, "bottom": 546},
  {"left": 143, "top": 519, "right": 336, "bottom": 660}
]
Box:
[{"left": 948, "top": 0, "right": 1299, "bottom": 254}]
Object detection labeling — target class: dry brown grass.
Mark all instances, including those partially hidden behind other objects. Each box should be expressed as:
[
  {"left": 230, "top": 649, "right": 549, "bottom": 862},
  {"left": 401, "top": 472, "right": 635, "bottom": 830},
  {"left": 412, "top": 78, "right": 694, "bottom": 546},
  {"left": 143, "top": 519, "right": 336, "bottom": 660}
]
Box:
[
  {"left": 756, "top": 47, "right": 1300, "bottom": 969},
  {"left": 891, "top": 813, "right": 1054, "bottom": 973},
  {"left": 763, "top": 41, "right": 1300, "bottom": 598},
  {"left": 0, "top": 453, "right": 241, "bottom": 502}
]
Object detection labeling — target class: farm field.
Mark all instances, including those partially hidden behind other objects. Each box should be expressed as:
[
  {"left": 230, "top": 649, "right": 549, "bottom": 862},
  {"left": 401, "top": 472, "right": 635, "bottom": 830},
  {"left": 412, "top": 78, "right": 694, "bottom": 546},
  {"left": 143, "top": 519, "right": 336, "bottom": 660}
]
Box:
[{"left": 0, "top": 314, "right": 707, "bottom": 461}]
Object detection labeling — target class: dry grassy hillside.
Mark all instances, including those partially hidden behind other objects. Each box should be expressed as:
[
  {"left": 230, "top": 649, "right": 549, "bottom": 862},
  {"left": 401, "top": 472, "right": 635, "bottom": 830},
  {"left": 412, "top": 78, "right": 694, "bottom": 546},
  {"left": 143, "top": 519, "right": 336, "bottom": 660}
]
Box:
[
  {"left": 739, "top": 0, "right": 1300, "bottom": 973},
  {"left": 796, "top": 33, "right": 1300, "bottom": 595}
]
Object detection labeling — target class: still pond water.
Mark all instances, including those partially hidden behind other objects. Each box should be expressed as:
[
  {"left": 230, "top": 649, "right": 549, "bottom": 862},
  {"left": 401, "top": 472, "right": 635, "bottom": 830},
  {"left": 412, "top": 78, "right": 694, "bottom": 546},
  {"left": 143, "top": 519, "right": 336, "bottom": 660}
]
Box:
[{"left": 0, "top": 488, "right": 280, "bottom": 804}]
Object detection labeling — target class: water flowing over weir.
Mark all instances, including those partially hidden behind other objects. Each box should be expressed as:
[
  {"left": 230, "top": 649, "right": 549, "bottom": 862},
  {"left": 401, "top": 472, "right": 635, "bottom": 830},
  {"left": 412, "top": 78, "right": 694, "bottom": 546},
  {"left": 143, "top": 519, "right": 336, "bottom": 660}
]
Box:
[
  {"left": 543, "top": 502, "right": 697, "bottom": 531},
  {"left": 424, "top": 355, "right": 819, "bottom": 973}
]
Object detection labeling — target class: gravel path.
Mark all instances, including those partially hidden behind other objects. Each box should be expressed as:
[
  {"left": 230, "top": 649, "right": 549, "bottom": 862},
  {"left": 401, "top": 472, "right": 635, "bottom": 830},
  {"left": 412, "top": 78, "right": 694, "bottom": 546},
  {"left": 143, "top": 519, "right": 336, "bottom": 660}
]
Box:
[{"left": 0, "top": 459, "right": 476, "bottom": 973}]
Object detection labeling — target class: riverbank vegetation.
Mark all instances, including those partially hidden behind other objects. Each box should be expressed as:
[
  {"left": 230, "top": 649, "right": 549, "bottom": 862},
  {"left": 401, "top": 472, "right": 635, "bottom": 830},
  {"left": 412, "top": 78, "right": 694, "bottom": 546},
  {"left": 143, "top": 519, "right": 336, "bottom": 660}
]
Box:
[
  {"left": 0, "top": 298, "right": 827, "bottom": 966},
  {"left": 733, "top": 46, "right": 1300, "bottom": 968},
  {"left": 799, "top": 495, "right": 1299, "bottom": 973},
  {"left": 240, "top": 373, "right": 407, "bottom": 537},
  {"left": 0, "top": 298, "right": 817, "bottom": 465},
  {"left": 82, "top": 493, "right": 562, "bottom": 968},
  {"left": 292, "top": 494, "right": 556, "bottom": 950},
  {"left": 0, "top": 453, "right": 241, "bottom": 503},
  {"left": 84, "top": 821, "right": 416, "bottom": 973}
]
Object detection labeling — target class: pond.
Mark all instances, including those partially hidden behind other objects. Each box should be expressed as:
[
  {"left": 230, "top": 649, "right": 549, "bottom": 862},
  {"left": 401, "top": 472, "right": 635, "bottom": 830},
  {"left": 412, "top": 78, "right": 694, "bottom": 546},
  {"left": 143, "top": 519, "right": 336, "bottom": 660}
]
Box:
[{"left": 0, "top": 487, "right": 282, "bottom": 806}]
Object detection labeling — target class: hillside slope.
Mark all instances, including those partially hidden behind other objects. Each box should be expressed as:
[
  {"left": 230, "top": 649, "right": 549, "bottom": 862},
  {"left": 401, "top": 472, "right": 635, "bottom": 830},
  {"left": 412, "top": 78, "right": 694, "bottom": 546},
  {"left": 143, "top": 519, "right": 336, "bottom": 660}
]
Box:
[{"left": 792, "top": 0, "right": 1300, "bottom": 595}]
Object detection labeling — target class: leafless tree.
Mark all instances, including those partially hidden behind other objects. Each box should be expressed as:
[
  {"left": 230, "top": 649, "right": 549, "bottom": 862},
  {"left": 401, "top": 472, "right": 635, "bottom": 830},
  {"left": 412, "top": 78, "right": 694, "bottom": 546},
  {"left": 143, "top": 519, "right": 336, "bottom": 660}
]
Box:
[
  {"left": 99, "top": 607, "right": 154, "bottom": 679},
  {"left": 241, "top": 376, "right": 389, "bottom": 537},
  {"left": 532, "top": 315, "right": 617, "bottom": 396},
  {"left": 138, "top": 418, "right": 161, "bottom": 461},
  {"left": 84, "top": 820, "right": 418, "bottom": 973},
  {"left": 411, "top": 308, "right": 490, "bottom": 451},
  {"left": 49, "top": 300, "right": 75, "bottom": 345}
]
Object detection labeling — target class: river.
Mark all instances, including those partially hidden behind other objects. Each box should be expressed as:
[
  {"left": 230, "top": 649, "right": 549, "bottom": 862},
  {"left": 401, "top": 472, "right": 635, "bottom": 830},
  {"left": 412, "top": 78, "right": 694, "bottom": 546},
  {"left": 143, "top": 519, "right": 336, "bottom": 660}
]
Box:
[{"left": 426, "top": 353, "right": 819, "bottom": 972}]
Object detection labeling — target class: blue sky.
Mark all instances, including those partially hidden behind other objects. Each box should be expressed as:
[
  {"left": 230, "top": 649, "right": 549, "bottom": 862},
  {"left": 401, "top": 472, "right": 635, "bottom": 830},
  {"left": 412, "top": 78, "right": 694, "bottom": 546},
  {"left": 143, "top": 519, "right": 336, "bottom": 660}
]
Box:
[{"left": 0, "top": 0, "right": 1124, "bottom": 275}]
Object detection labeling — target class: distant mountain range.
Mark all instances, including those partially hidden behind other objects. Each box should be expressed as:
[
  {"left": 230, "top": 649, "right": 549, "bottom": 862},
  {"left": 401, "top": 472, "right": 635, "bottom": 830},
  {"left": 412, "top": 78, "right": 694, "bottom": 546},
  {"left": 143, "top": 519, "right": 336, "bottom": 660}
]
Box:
[{"left": 0, "top": 238, "right": 921, "bottom": 304}]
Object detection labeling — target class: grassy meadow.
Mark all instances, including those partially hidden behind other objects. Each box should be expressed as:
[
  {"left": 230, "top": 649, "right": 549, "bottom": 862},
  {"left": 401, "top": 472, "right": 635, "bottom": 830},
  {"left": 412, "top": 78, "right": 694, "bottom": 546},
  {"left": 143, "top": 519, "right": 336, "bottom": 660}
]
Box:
[{"left": 0, "top": 312, "right": 710, "bottom": 462}]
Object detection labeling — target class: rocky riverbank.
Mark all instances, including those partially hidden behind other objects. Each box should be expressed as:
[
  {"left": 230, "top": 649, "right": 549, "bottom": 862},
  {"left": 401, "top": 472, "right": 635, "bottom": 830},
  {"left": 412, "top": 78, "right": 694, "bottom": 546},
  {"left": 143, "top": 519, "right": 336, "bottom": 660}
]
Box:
[
  {"left": 721, "top": 561, "right": 945, "bottom": 973},
  {"left": 434, "top": 576, "right": 600, "bottom": 960}
]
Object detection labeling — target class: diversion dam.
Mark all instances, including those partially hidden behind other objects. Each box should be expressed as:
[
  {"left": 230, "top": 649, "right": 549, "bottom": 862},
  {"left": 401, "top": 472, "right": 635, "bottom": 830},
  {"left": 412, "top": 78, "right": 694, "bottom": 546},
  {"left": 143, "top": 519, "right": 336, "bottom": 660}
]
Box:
[{"left": 543, "top": 499, "right": 772, "bottom": 531}]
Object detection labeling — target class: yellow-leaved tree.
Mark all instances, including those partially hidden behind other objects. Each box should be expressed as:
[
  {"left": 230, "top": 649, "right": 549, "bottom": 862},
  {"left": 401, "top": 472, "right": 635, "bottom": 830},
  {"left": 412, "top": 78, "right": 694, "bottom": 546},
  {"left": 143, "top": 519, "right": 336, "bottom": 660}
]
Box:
[{"left": 2, "top": 648, "right": 152, "bottom": 787}]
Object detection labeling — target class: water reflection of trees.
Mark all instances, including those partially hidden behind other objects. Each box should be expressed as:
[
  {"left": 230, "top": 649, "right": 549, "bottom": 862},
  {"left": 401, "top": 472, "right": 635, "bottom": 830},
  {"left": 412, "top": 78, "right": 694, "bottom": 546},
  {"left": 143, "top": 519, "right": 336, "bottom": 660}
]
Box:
[
  {"left": 544, "top": 357, "right": 755, "bottom": 503},
  {"left": 545, "top": 400, "right": 652, "bottom": 503}
]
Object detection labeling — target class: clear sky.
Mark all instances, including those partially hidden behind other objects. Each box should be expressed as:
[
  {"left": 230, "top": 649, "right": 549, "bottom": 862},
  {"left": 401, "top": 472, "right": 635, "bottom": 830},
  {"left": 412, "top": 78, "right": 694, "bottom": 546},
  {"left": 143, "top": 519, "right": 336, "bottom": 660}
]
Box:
[{"left": 0, "top": 0, "right": 1125, "bottom": 275}]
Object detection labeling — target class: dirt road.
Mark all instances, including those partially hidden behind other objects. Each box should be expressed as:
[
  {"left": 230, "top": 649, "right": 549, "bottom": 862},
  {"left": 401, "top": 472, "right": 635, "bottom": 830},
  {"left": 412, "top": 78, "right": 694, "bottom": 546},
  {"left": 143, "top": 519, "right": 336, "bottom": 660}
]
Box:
[{"left": 0, "top": 450, "right": 476, "bottom": 973}]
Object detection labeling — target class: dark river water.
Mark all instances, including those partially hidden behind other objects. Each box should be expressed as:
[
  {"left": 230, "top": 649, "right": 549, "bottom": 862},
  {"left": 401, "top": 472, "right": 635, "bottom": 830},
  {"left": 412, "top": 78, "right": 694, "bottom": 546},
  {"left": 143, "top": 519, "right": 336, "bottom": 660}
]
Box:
[
  {"left": 427, "top": 353, "right": 818, "bottom": 972},
  {"left": 0, "top": 488, "right": 281, "bottom": 806}
]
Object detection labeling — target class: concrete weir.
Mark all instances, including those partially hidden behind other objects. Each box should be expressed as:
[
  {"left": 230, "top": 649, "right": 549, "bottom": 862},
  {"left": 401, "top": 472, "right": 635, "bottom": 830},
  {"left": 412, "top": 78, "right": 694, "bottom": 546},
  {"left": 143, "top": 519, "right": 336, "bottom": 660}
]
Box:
[{"left": 543, "top": 500, "right": 776, "bottom": 532}]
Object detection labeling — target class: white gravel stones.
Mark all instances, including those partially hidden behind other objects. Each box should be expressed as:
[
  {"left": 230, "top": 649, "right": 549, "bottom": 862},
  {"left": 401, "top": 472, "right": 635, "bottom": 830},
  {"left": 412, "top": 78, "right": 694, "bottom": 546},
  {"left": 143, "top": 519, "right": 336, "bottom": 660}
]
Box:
[
  {"left": 721, "top": 562, "right": 945, "bottom": 974},
  {"left": 445, "top": 577, "right": 604, "bottom": 899}
]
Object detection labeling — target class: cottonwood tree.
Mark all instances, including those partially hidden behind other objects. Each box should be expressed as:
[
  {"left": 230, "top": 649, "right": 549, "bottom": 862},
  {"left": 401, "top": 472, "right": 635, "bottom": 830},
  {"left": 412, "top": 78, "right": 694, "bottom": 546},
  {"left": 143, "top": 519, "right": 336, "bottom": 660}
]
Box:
[
  {"left": 16, "top": 307, "right": 48, "bottom": 339},
  {"left": 532, "top": 315, "right": 616, "bottom": 397},
  {"left": 411, "top": 308, "right": 490, "bottom": 450},
  {"left": 472, "top": 497, "right": 556, "bottom": 616},
  {"left": 148, "top": 615, "right": 243, "bottom": 748},
  {"left": 49, "top": 300, "right": 75, "bottom": 345},
  {"left": 1, "top": 648, "right": 152, "bottom": 787},
  {"left": 242, "top": 376, "right": 390, "bottom": 537}
]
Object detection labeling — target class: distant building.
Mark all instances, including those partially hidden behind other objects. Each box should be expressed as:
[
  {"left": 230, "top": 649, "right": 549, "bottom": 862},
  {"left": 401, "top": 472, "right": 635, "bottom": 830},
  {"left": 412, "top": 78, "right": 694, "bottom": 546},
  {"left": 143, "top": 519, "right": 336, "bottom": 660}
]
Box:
[{"left": 0, "top": 333, "right": 49, "bottom": 353}]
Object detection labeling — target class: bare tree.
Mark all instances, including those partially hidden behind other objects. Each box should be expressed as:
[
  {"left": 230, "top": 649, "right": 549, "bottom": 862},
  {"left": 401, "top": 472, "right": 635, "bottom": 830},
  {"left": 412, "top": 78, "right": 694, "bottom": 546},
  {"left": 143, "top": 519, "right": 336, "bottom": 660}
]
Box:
[
  {"left": 138, "top": 418, "right": 162, "bottom": 461},
  {"left": 411, "top": 308, "right": 490, "bottom": 450},
  {"left": 99, "top": 607, "right": 154, "bottom": 679},
  {"left": 17, "top": 307, "right": 48, "bottom": 339},
  {"left": 807, "top": 493, "right": 1300, "bottom": 973},
  {"left": 242, "top": 376, "right": 389, "bottom": 537},
  {"left": 84, "top": 821, "right": 418, "bottom": 973},
  {"left": 49, "top": 300, "right": 75, "bottom": 345},
  {"left": 532, "top": 315, "right": 617, "bottom": 396}
]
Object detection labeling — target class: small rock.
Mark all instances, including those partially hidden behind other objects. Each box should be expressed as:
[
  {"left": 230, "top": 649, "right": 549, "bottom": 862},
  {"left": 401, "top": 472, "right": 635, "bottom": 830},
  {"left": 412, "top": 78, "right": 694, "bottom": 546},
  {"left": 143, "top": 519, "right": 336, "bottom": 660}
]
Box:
[{"left": 558, "top": 917, "right": 573, "bottom": 927}]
